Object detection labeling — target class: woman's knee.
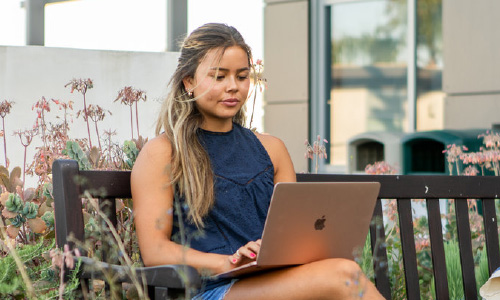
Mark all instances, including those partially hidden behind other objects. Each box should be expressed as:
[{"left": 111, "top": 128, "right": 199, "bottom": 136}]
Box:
[
  {"left": 314, "top": 258, "right": 368, "bottom": 296},
  {"left": 321, "top": 258, "right": 363, "bottom": 278}
]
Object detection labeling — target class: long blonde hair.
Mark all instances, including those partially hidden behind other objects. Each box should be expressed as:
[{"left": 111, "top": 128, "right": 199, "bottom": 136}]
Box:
[{"left": 156, "top": 23, "right": 253, "bottom": 228}]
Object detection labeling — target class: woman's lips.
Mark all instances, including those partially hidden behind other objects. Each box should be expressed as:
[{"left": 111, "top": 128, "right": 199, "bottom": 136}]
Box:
[{"left": 221, "top": 99, "right": 240, "bottom": 107}]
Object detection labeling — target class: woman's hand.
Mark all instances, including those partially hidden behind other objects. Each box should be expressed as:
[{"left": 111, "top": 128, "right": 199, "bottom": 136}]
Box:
[{"left": 229, "top": 239, "right": 261, "bottom": 265}]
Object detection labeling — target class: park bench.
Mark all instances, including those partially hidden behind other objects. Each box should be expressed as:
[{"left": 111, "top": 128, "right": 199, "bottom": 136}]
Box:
[
  {"left": 53, "top": 159, "right": 500, "bottom": 299},
  {"left": 52, "top": 159, "right": 201, "bottom": 299}
]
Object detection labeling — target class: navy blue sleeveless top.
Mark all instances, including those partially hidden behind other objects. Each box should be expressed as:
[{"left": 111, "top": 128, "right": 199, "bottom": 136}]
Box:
[{"left": 171, "top": 123, "right": 275, "bottom": 258}]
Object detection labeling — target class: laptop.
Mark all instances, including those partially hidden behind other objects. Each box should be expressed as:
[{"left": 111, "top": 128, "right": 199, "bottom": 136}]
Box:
[{"left": 213, "top": 181, "right": 381, "bottom": 279}]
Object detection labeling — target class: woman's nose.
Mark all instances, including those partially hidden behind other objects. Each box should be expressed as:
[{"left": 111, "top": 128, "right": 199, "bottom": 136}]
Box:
[{"left": 226, "top": 76, "right": 238, "bottom": 92}]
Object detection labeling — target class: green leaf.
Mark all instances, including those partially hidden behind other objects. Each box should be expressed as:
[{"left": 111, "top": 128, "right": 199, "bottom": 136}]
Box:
[
  {"left": 0, "top": 173, "right": 11, "bottom": 192},
  {"left": 5, "top": 193, "right": 22, "bottom": 213},
  {"left": 71, "top": 141, "right": 80, "bottom": 153},
  {"left": 11, "top": 214, "right": 26, "bottom": 227},
  {"left": 0, "top": 165, "right": 9, "bottom": 177},
  {"left": 9, "top": 167, "right": 21, "bottom": 182},
  {"left": 23, "top": 187, "right": 36, "bottom": 202},
  {"left": 22, "top": 202, "right": 38, "bottom": 219},
  {"left": 41, "top": 211, "right": 55, "bottom": 228},
  {"left": 43, "top": 183, "right": 54, "bottom": 206}
]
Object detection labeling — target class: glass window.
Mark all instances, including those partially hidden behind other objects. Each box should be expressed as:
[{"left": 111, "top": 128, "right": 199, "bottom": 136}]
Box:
[
  {"left": 416, "top": 0, "right": 444, "bottom": 131},
  {"left": 327, "top": 0, "right": 408, "bottom": 168}
]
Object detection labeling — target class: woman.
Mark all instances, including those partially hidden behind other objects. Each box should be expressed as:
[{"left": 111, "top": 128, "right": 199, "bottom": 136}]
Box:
[{"left": 131, "top": 23, "right": 383, "bottom": 300}]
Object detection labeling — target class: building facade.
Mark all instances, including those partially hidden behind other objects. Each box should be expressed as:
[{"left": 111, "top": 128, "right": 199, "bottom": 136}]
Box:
[{"left": 264, "top": 0, "right": 500, "bottom": 174}]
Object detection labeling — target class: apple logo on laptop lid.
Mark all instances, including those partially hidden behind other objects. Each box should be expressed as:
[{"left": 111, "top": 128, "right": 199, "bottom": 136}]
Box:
[{"left": 314, "top": 215, "right": 326, "bottom": 230}]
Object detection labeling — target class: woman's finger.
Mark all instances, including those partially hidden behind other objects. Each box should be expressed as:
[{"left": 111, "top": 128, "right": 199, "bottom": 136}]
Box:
[
  {"left": 244, "top": 241, "right": 260, "bottom": 256},
  {"left": 229, "top": 240, "right": 261, "bottom": 264}
]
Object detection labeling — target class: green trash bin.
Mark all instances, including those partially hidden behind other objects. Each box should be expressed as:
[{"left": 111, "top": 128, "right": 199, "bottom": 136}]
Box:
[
  {"left": 347, "top": 131, "right": 404, "bottom": 174},
  {"left": 401, "top": 129, "right": 486, "bottom": 175}
]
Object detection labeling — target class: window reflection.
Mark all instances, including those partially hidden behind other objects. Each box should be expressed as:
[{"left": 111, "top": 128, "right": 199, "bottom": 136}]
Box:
[
  {"left": 416, "top": 0, "right": 443, "bottom": 131},
  {"left": 329, "top": 0, "right": 408, "bottom": 167}
]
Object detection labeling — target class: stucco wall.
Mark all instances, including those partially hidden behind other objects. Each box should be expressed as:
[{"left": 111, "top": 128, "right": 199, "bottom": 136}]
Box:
[
  {"left": 0, "top": 45, "right": 179, "bottom": 186},
  {"left": 443, "top": 0, "right": 500, "bottom": 129},
  {"left": 263, "top": 0, "right": 309, "bottom": 173}
]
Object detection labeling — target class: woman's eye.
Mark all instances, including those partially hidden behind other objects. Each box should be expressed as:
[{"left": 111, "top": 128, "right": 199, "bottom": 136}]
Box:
[
  {"left": 215, "top": 75, "right": 225, "bottom": 80},
  {"left": 238, "top": 74, "right": 249, "bottom": 80}
]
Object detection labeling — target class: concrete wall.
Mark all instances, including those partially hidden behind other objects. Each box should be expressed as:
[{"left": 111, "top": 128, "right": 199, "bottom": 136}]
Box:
[
  {"left": 263, "top": 0, "right": 309, "bottom": 173},
  {"left": 443, "top": 0, "right": 500, "bottom": 129},
  {"left": 0, "top": 45, "right": 179, "bottom": 186}
]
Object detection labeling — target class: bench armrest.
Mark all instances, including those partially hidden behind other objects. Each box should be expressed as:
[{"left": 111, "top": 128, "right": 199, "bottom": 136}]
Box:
[{"left": 78, "top": 256, "right": 201, "bottom": 289}]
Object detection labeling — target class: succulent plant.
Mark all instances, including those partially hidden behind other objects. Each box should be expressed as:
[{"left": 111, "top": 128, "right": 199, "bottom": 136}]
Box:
[
  {"left": 22, "top": 202, "right": 38, "bottom": 219},
  {"left": 123, "top": 140, "right": 139, "bottom": 168},
  {"left": 62, "top": 140, "right": 91, "bottom": 170},
  {"left": 5, "top": 193, "right": 22, "bottom": 213}
]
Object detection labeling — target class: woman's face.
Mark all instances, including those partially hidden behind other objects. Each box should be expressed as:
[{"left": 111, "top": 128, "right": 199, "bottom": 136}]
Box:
[{"left": 183, "top": 46, "right": 250, "bottom": 130}]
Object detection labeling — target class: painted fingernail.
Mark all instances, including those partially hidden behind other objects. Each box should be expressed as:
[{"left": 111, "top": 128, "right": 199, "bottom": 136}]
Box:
[
  {"left": 232, "top": 258, "right": 237, "bottom": 263},
  {"left": 250, "top": 253, "right": 256, "bottom": 258}
]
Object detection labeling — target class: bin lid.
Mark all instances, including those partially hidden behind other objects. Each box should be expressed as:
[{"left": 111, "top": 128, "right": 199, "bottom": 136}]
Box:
[
  {"left": 401, "top": 129, "right": 487, "bottom": 151},
  {"left": 348, "top": 131, "right": 405, "bottom": 146}
]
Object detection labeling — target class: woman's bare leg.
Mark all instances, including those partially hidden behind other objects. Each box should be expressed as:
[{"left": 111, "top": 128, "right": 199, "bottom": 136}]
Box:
[{"left": 224, "top": 258, "right": 384, "bottom": 300}]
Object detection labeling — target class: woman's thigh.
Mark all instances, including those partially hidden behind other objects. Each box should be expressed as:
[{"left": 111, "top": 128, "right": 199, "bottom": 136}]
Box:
[{"left": 224, "top": 258, "right": 383, "bottom": 300}]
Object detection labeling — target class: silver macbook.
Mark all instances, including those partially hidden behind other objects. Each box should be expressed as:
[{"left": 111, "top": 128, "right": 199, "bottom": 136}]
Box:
[{"left": 213, "top": 181, "right": 381, "bottom": 279}]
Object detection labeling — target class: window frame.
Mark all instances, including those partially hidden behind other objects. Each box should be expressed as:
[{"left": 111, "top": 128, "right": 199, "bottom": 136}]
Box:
[{"left": 309, "top": 0, "right": 417, "bottom": 173}]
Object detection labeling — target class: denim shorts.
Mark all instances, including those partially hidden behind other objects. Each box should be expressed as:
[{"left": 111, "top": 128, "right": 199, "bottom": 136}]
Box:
[{"left": 192, "top": 279, "right": 238, "bottom": 300}]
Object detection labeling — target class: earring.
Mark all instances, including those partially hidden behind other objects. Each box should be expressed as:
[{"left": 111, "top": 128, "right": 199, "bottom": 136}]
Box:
[{"left": 188, "top": 91, "right": 193, "bottom": 98}]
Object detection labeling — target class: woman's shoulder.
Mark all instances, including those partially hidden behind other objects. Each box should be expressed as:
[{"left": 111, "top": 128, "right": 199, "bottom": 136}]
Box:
[
  {"left": 253, "top": 131, "right": 289, "bottom": 165},
  {"left": 253, "top": 131, "right": 287, "bottom": 153},
  {"left": 133, "top": 134, "right": 172, "bottom": 170},
  {"left": 253, "top": 131, "right": 296, "bottom": 182}
]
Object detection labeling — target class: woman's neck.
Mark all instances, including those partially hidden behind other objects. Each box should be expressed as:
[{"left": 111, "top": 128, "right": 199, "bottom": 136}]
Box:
[{"left": 200, "top": 119, "right": 234, "bottom": 133}]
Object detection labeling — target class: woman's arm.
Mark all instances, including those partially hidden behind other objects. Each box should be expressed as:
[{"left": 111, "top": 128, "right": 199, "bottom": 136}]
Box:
[
  {"left": 255, "top": 133, "right": 296, "bottom": 184},
  {"left": 131, "top": 135, "right": 232, "bottom": 274}
]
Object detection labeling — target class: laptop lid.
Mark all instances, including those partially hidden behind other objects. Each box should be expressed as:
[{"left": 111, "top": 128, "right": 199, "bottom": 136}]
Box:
[
  {"left": 214, "top": 181, "right": 380, "bottom": 278},
  {"left": 256, "top": 182, "right": 380, "bottom": 266}
]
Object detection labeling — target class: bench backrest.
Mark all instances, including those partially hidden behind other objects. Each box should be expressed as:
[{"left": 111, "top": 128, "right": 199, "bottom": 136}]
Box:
[
  {"left": 53, "top": 159, "right": 500, "bottom": 300},
  {"left": 53, "top": 160, "right": 132, "bottom": 258},
  {"left": 298, "top": 173, "right": 500, "bottom": 300}
]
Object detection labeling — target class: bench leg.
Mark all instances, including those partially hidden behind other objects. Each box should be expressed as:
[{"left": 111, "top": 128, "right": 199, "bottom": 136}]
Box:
[{"left": 147, "top": 286, "right": 188, "bottom": 300}]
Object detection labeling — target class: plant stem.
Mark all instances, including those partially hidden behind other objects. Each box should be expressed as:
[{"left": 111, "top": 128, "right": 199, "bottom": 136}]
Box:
[
  {"left": 107, "top": 135, "right": 112, "bottom": 167},
  {"left": 2, "top": 117, "right": 7, "bottom": 167},
  {"left": 94, "top": 121, "right": 102, "bottom": 152},
  {"left": 315, "top": 154, "right": 319, "bottom": 174},
  {"left": 0, "top": 218, "right": 36, "bottom": 299},
  {"left": 64, "top": 107, "right": 68, "bottom": 138},
  {"left": 85, "top": 193, "right": 147, "bottom": 299},
  {"left": 249, "top": 86, "right": 257, "bottom": 129},
  {"left": 82, "top": 93, "right": 93, "bottom": 149},
  {"left": 41, "top": 109, "right": 46, "bottom": 150},
  {"left": 23, "top": 145, "right": 27, "bottom": 196},
  {"left": 130, "top": 106, "right": 134, "bottom": 140},
  {"left": 22, "top": 223, "right": 28, "bottom": 245},
  {"left": 135, "top": 101, "right": 140, "bottom": 138}
]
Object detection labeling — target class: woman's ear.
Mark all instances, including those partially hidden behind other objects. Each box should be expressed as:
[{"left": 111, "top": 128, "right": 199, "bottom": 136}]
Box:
[{"left": 183, "top": 76, "right": 194, "bottom": 94}]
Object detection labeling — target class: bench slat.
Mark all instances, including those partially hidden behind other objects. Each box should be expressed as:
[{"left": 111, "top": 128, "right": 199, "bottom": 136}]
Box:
[
  {"left": 79, "top": 170, "right": 132, "bottom": 198},
  {"left": 426, "top": 199, "right": 449, "bottom": 299},
  {"left": 482, "top": 199, "right": 500, "bottom": 275},
  {"left": 370, "top": 200, "right": 391, "bottom": 299},
  {"left": 455, "top": 199, "right": 478, "bottom": 300},
  {"left": 397, "top": 198, "right": 420, "bottom": 299},
  {"left": 99, "top": 198, "right": 119, "bottom": 266},
  {"left": 482, "top": 199, "right": 500, "bottom": 276},
  {"left": 296, "top": 174, "right": 500, "bottom": 198},
  {"left": 53, "top": 160, "right": 86, "bottom": 248}
]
